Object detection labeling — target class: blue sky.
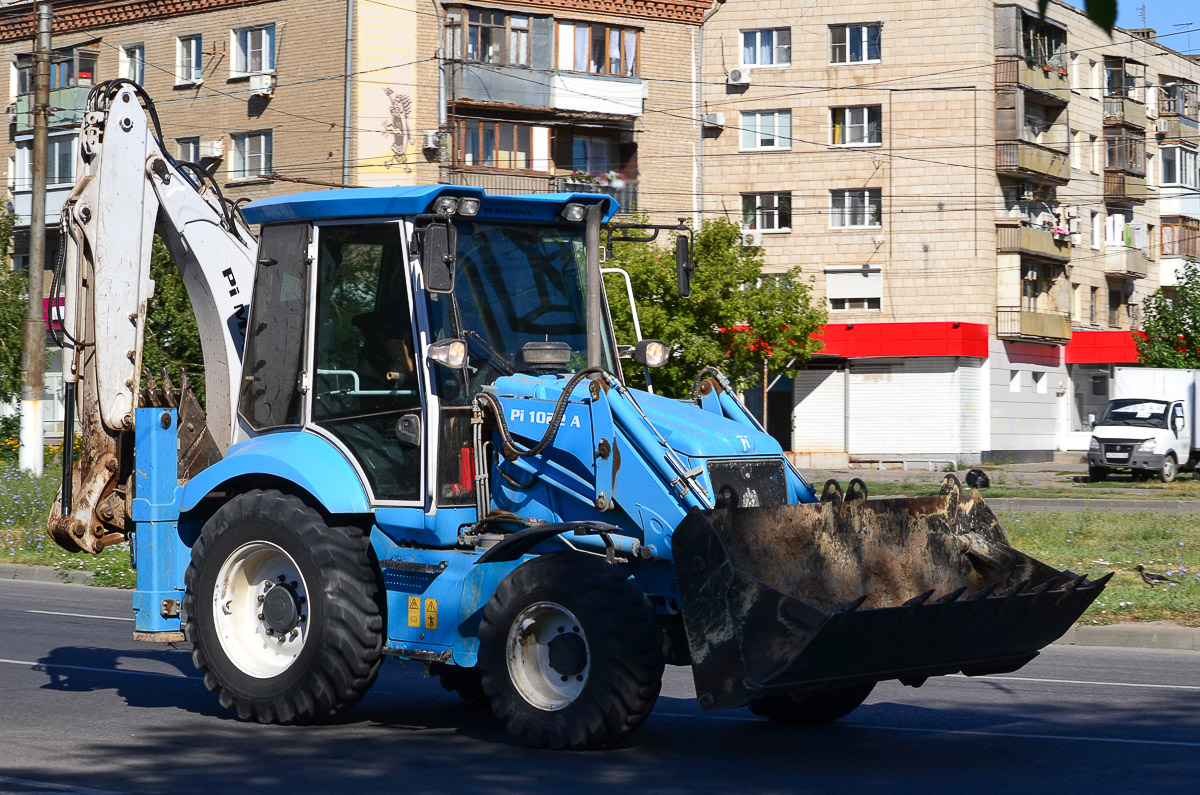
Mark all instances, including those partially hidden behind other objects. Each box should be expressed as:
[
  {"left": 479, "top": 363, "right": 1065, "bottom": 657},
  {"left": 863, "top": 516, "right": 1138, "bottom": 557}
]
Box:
[{"left": 1067, "top": 0, "right": 1200, "bottom": 53}]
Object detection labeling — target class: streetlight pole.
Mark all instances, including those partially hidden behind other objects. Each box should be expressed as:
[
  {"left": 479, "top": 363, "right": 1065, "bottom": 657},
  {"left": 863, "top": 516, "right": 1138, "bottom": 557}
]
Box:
[{"left": 19, "top": 4, "right": 52, "bottom": 475}]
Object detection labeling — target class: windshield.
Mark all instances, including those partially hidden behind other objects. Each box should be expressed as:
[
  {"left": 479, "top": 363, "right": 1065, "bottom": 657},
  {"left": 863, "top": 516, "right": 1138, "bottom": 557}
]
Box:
[
  {"left": 424, "top": 219, "right": 616, "bottom": 402},
  {"left": 1099, "top": 399, "right": 1170, "bottom": 429}
]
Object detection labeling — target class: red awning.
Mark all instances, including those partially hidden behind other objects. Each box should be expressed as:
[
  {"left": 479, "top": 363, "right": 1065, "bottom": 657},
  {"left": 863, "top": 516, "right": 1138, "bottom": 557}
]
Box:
[
  {"left": 812, "top": 322, "right": 989, "bottom": 359},
  {"left": 1063, "top": 330, "right": 1142, "bottom": 364}
]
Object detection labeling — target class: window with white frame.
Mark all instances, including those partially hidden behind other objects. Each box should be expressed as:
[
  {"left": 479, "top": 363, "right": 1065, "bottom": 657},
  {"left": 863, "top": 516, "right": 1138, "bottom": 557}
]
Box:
[
  {"left": 830, "top": 188, "right": 881, "bottom": 228},
  {"left": 1162, "top": 146, "right": 1200, "bottom": 188},
  {"left": 232, "top": 131, "right": 272, "bottom": 179},
  {"left": 233, "top": 25, "right": 275, "bottom": 75},
  {"left": 177, "top": 35, "right": 203, "bottom": 83},
  {"left": 825, "top": 266, "right": 882, "bottom": 311},
  {"left": 555, "top": 20, "right": 638, "bottom": 77},
  {"left": 1091, "top": 210, "right": 1102, "bottom": 249},
  {"left": 831, "top": 105, "right": 881, "bottom": 145},
  {"left": 15, "top": 134, "right": 75, "bottom": 188},
  {"left": 742, "top": 28, "right": 790, "bottom": 66},
  {"left": 177, "top": 137, "right": 200, "bottom": 163},
  {"left": 740, "top": 110, "right": 791, "bottom": 150},
  {"left": 120, "top": 43, "right": 144, "bottom": 84},
  {"left": 830, "top": 23, "right": 881, "bottom": 64},
  {"left": 741, "top": 192, "right": 791, "bottom": 231}
]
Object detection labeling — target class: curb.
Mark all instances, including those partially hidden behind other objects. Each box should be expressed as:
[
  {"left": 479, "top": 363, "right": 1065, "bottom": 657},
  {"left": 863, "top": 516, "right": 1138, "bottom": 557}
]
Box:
[
  {"left": 1054, "top": 623, "right": 1200, "bottom": 651},
  {"left": 3, "top": 564, "right": 1197, "bottom": 652},
  {"left": 0, "top": 562, "right": 95, "bottom": 585}
]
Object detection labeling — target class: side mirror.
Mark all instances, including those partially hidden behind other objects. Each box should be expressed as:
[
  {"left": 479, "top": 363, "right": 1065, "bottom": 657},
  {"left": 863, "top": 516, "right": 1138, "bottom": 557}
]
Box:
[
  {"left": 1174, "top": 415, "right": 1185, "bottom": 432},
  {"left": 675, "top": 234, "right": 693, "bottom": 299},
  {"left": 422, "top": 221, "right": 456, "bottom": 294},
  {"left": 1087, "top": 413, "right": 1096, "bottom": 427}
]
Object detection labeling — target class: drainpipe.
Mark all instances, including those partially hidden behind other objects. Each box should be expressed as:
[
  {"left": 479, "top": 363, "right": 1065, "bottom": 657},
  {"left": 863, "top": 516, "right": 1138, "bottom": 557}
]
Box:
[
  {"left": 697, "top": 0, "right": 727, "bottom": 225},
  {"left": 431, "top": 0, "right": 447, "bottom": 129},
  {"left": 342, "top": 0, "right": 355, "bottom": 186}
]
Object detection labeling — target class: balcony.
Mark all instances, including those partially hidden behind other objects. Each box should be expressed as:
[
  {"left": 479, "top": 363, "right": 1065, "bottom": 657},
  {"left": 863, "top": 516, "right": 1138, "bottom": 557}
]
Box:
[
  {"left": 997, "top": 307, "right": 1072, "bottom": 343},
  {"left": 1104, "top": 245, "right": 1149, "bottom": 278},
  {"left": 451, "top": 64, "right": 645, "bottom": 117},
  {"left": 556, "top": 178, "right": 638, "bottom": 213},
  {"left": 995, "top": 141, "right": 1070, "bottom": 184},
  {"left": 1103, "top": 96, "right": 1147, "bottom": 129},
  {"left": 11, "top": 183, "right": 73, "bottom": 226},
  {"left": 441, "top": 170, "right": 554, "bottom": 195},
  {"left": 1156, "top": 114, "right": 1200, "bottom": 145},
  {"left": 994, "top": 58, "right": 1070, "bottom": 104},
  {"left": 13, "top": 86, "right": 91, "bottom": 133},
  {"left": 996, "top": 223, "right": 1071, "bottom": 262},
  {"left": 1104, "top": 172, "right": 1147, "bottom": 204}
]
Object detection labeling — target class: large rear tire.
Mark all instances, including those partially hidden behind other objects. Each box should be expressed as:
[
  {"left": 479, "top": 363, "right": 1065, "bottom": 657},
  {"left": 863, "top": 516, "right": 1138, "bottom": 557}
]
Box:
[
  {"left": 748, "top": 683, "right": 875, "bottom": 725},
  {"left": 477, "top": 553, "right": 664, "bottom": 749},
  {"left": 183, "top": 489, "right": 383, "bottom": 724}
]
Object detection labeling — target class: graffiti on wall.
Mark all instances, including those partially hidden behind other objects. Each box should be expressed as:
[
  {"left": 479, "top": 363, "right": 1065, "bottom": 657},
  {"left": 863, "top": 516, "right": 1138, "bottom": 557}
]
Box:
[{"left": 383, "top": 87, "right": 413, "bottom": 172}]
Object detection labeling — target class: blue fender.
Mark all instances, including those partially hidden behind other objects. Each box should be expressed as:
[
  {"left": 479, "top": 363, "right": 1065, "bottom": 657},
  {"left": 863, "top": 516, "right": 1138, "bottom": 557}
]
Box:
[{"left": 180, "top": 430, "right": 371, "bottom": 515}]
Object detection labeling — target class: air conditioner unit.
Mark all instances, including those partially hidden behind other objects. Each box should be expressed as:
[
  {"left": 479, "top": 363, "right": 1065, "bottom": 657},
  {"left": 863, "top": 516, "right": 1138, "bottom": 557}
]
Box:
[
  {"left": 423, "top": 130, "right": 440, "bottom": 150},
  {"left": 203, "top": 140, "right": 225, "bottom": 159},
  {"left": 726, "top": 68, "right": 750, "bottom": 86},
  {"left": 1155, "top": 118, "right": 1169, "bottom": 134},
  {"left": 3, "top": 103, "right": 14, "bottom": 124},
  {"left": 741, "top": 229, "right": 763, "bottom": 247},
  {"left": 1023, "top": 269, "right": 1039, "bottom": 281},
  {"left": 702, "top": 112, "right": 726, "bottom": 129},
  {"left": 249, "top": 72, "right": 276, "bottom": 97},
  {"left": 1070, "top": 218, "right": 1082, "bottom": 234},
  {"left": 1021, "top": 183, "right": 1035, "bottom": 201}
]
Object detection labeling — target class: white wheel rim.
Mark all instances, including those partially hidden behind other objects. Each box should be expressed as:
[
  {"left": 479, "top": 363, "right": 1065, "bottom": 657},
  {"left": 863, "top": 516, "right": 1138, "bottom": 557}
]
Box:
[
  {"left": 505, "top": 601, "right": 589, "bottom": 711},
  {"left": 212, "top": 541, "right": 309, "bottom": 679},
  {"left": 1165, "top": 458, "right": 1176, "bottom": 479}
]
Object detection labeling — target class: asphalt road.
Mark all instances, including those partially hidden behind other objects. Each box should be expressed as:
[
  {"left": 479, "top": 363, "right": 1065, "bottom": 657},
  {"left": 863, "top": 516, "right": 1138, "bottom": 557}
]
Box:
[{"left": 2, "top": 578, "right": 1199, "bottom": 794}]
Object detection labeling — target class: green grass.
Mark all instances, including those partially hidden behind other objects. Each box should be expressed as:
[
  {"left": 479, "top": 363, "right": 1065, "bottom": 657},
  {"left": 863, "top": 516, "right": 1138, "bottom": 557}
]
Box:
[
  {"left": 1001, "top": 509, "right": 1200, "bottom": 626},
  {"left": 867, "top": 473, "right": 1200, "bottom": 500},
  {"left": 0, "top": 461, "right": 135, "bottom": 588}
]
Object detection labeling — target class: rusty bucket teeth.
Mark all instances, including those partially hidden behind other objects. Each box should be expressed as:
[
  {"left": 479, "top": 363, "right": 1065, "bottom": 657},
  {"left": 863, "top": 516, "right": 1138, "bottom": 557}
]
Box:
[{"left": 672, "top": 485, "right": 1111, "bottom": 712}]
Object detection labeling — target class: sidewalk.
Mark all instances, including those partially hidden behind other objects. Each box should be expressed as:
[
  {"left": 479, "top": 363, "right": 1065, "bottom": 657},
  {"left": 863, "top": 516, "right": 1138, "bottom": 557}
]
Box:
[{"left": 4, "top": 562, "right": 1197, "bottom": 652}]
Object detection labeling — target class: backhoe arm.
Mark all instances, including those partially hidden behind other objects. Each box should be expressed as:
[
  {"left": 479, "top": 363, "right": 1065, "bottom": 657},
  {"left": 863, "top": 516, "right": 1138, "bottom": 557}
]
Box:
[{"left": 49, "top": 81, "right": 257, "bottom": 552}]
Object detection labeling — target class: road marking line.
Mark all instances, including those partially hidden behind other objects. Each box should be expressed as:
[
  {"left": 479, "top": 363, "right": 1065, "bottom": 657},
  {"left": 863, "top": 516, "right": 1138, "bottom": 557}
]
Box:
[
  {"left": 25, "top": 609, "right": 134, "bottom": 622},
  {"left": 656, "top": 712, "right": 1200, "bottom": 748},
  {"left": 0, "top": 658, "right": 201, "bottom": 681},
  {"left": 949, "top": 674, "right": 1200, "bottom": 692}
]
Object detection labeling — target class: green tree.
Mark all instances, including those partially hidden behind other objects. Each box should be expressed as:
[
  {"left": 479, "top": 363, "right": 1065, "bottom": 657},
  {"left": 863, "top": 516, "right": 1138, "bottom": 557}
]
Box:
[
  {"left": 1136, "top": 259, "right": 1200, "bottom": 368},
  {"left": 0, "top": 212, "right": 23, "bottom": 405},
  {"left": 141, "top": 236, "right": 205, "bottom": 402},
  {"left": 604, "top": 217, "right": 826, "bottom": 397}
]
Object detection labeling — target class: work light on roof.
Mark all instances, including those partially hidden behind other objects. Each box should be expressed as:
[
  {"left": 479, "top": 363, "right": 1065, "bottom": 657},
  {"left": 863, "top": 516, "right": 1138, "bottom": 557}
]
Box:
[
  {"left": 434, "top": 196, "right": 459, "bottom": 216},
  {"left": 458, "top": 197, "right": 480, "bottom": 216},
  {"left": 562, "top": 203, "right": 586, "bottom": 223}
]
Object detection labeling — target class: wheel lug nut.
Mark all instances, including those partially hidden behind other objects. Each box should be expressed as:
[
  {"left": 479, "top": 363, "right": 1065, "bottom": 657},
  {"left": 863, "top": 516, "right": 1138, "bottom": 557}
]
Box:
[
  {"left": 257, "top": 595, "right": 264, "bottom": 603},
  {"left": 561, "top": 675, "right": 568, "bottom": 682},
  {"left": 277, "top": 575, "right": 286, "bottom": 583},
  {"left": 557, "top": 626, "right": 564, "bottom": 633},
  {"left": 266, "top": 628, "right": 274, "bottom": 636},
  {"left": 576, "top": 675, "right": 583, "bottom": 681},
  {"left": 289, "top": 581, "right": 298, "bottom": 589},
  {"left": 257, "top": 613, "right": 264, "bottom": 620}
]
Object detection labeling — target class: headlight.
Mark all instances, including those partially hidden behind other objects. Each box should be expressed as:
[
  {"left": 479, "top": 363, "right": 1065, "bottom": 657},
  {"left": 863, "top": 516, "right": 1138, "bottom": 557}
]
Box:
[
  {"left": 458, "top": 197, "right": 480, "bottom": 216},
  {"left": 434, "top": 196, "right": 459, "bottom": 216},
  {"left": 1089, "top": 437, "right": 1100, "bottom": 451},
  {"left": 1138, "top": 439, "right": 1158, "bottom": 452},
  {"left": 634, "top": 339, "right": 670, "bottom": 368},
  {"left": 427, "top": 338, "right": 467, "bottom": 369}
]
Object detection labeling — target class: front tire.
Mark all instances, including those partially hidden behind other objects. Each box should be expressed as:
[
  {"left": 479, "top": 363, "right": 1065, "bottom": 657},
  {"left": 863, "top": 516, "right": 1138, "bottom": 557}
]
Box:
[
  {"left": 184, "top": 489, "right": 383, "bottom": 724},
  {"left": 477, "top": 553, "right": 664, "bottom": 749},
  {"left": 1088, "top": 465, "right": 1107, "bottom": 482},
  {"left": 749, "top": 683, "right": 875, "bottom": 725},
  {"left": 1160, "top": 454, "right": 1178, "bottom": 483}
]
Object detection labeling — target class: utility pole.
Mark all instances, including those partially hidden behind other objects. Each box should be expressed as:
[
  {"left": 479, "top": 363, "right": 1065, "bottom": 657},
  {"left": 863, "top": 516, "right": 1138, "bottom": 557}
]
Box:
[{"left": 19, "top": 4, "right": 52, "bottom": 476}]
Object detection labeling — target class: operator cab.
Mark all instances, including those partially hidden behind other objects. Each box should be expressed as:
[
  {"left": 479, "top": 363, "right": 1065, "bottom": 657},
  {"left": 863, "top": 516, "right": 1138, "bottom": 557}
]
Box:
[{"left": 236, "top": 186, "right": 619, "bottom": 512}]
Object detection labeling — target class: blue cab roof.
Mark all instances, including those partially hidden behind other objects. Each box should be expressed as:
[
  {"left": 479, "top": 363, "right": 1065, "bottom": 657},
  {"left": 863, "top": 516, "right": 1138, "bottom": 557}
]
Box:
[{"left": 240, "top": 184, "right": 619, "bottom": 226}]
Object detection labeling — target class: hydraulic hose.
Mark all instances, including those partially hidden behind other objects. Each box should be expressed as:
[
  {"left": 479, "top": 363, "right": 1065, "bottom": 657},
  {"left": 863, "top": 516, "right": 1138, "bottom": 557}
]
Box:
[
  {"left": 691, "top": 366, "right": 726, "bottom": 401},
  {"left": 475, "top": 367, "right": 609, "bottom": 460}
]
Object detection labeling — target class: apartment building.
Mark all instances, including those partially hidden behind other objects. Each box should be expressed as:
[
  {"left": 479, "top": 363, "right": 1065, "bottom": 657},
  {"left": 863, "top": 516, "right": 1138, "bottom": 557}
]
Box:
[
  {"left": 0, "top": 0, "right": 707, "bottom": 430},
  {"left": 701, "top": 0, "right": 1200, "bottom": 464}
]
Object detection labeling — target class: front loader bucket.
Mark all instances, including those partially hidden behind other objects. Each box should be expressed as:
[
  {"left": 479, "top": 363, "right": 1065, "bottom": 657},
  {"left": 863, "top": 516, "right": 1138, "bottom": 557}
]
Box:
[{"left": 673, "top": 476, "right": 1111, "bottom": 711}]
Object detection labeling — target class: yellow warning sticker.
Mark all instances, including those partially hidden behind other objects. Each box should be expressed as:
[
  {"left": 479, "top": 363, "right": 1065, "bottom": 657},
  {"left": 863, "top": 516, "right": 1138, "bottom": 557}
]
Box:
[
  {"left": 424, "top": 598, "right": 438, "bottom": 630},
  {"left": 407, "top": 596, "right": 420, "bottom": 627}
]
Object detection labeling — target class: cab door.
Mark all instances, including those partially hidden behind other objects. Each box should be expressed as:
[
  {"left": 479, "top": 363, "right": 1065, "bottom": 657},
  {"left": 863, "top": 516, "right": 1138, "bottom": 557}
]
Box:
[{"left": 308, "top": 222, "right": 424, "bottom": 504}]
